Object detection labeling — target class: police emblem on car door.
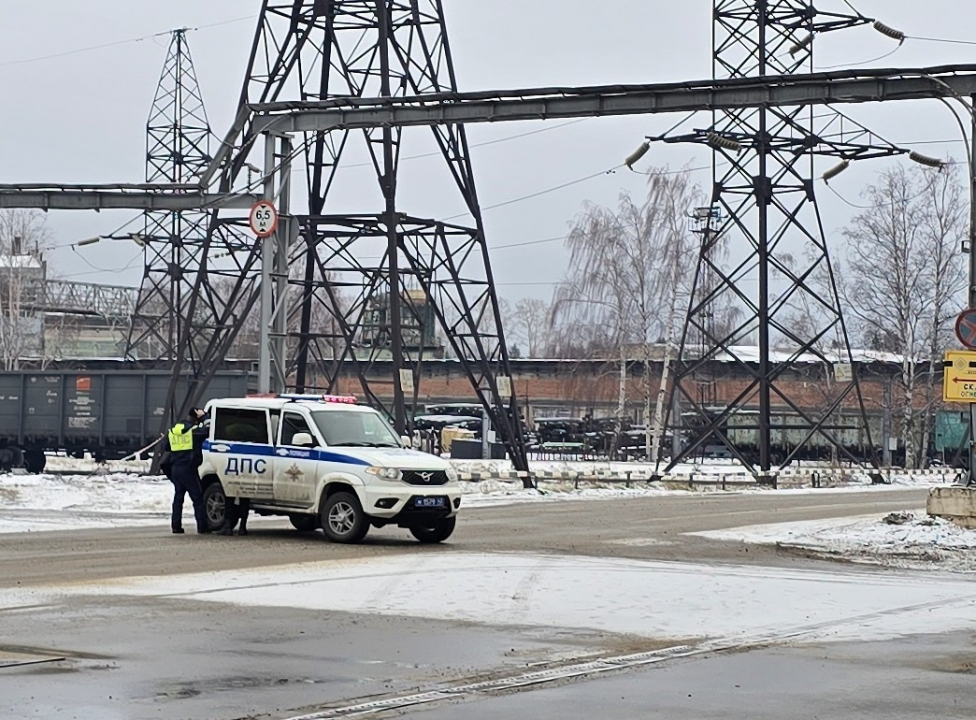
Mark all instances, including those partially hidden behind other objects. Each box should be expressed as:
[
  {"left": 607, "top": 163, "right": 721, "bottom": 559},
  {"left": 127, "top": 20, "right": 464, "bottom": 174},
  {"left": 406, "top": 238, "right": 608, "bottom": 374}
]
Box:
[{"left": 273, "top": 412, "right": 319, "bottom": 506}]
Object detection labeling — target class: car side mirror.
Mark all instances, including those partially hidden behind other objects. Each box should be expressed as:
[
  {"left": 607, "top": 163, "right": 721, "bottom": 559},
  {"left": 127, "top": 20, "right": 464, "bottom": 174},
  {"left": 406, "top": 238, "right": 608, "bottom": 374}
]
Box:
[
  {"left": 401, "top": 435, "right": 412, "bottom": 448},
  {"left": 292, "top": 432, "right": 316, "bottom": 448}
]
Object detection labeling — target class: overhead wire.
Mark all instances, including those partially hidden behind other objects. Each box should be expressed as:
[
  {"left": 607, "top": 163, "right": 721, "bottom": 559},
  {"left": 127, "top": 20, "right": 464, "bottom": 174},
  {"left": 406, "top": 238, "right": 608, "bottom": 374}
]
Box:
[
  {"left": 814, "top": 46, "right": 902, "bottom": 71},
  {"left": 304, "top": 119, "right": 594, "bottom": 174},
  {"left": 442, "top": 165, "right": 624, "bottom": 222},
  {"left": 906, "top": 35, "right": 976, "bottom": 48},
  {"left": 0, "top": 14, "right": 256, "bottom": 69},
  {"left": 460, "top": 161, "right": 716, "bottom": 223},
  {"left": 67, "top": 245, "right": 144, "bottom": 276},
  {"left": 823, "top": 158, "right": 963, "bottom": 211}
]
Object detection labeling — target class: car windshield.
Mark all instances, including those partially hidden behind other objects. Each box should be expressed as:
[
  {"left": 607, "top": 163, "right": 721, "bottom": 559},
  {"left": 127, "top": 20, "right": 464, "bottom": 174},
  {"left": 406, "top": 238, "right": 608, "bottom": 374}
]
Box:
[{"left": 310, "top": 409, "right": 402, "bottom": 448}]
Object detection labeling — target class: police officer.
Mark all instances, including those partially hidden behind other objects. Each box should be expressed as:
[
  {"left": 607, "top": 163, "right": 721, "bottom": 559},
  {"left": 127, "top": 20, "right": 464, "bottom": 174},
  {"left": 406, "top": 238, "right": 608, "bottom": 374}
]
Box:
[{"left": 164, "top": 408, "right": 209, "bottom": 534}]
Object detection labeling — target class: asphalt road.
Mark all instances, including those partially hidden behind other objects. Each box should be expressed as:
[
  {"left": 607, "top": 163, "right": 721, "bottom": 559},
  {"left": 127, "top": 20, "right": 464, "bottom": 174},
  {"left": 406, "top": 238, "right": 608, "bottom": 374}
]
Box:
[
  {"left": 0, "top": 487, "right": 929, "bottom": 587},
  {"left": 3, "top": 486, "right": 961, "bottom": 720}
]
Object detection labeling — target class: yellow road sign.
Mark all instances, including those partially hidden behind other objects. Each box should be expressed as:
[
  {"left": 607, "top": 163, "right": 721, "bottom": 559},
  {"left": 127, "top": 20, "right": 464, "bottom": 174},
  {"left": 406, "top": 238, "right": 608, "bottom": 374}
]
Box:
[{"left": 943, "top": 350, "right": 976, "bottom": 401}]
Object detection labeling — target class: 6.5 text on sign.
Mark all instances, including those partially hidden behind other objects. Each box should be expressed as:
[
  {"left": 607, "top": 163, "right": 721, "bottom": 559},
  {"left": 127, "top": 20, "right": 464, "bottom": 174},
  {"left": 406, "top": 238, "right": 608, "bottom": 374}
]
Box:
[{"left": 249, "top": 200, "right": 279, "bottom": 238}]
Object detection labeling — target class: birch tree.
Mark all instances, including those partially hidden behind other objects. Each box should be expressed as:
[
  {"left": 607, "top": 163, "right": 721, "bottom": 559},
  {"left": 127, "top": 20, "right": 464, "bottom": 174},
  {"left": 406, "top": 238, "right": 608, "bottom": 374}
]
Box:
[
  {"left": 551, "top": 167, "right": 701, "bottom": 458},
  {"left": 508, "top": 298, "right": 555, "bottom": 358},
  {"left": 841, "top": 164, "right": 967, "bottom": 468}
]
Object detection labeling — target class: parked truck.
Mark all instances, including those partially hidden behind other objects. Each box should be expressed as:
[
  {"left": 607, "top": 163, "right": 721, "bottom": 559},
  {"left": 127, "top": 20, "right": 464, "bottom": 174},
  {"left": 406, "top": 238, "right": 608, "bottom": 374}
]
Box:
[{"left": 0, "top": 370, "right": 252, "bottom": 472}]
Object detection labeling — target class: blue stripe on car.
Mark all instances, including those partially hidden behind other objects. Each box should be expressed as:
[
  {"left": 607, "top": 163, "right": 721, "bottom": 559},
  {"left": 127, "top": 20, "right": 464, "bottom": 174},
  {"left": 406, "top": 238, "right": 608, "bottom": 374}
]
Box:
[{"left": 203, "top": 440, "right": 371, "bottom": 466}]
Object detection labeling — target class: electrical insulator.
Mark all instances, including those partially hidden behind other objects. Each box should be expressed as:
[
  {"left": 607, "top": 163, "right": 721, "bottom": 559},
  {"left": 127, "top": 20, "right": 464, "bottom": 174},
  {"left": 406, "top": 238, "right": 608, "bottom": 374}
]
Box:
[
  {"left": 706, "top": 132, "right": 743, "bottom": 153},
  {"left": 909, "top": 151, "right": 945, "bottom": 169},
  {"left": 872, "top": 21, "right": 906, "bottom": 43},
  {"left": 789, "top": 33, "right": 814, "bottom": 57},
  {"left": 624, "top": 141, "right": 651, "bottom": 169},
  {"left": 822, "top": 160, "right": 850, "bottom": 183}
]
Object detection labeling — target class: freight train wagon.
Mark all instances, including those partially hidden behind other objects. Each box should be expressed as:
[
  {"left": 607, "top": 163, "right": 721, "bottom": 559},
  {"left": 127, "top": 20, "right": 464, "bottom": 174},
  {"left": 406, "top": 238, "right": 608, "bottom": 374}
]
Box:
[
  {"left": 724, "top": 410, "right": 884, "bottom": 463},
  {"left": 0, "top": 370, "right": 252, "bottom": 472}
]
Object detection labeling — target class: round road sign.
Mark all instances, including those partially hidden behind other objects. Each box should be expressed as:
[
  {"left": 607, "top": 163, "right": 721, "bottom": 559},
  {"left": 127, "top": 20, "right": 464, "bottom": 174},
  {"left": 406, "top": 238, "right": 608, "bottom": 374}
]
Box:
[
  {"left": 956, "top": 308, "right": 976, "bottom": 349},
  {"left": 249, "top": 200, "right": 279, "bottom": 238}
]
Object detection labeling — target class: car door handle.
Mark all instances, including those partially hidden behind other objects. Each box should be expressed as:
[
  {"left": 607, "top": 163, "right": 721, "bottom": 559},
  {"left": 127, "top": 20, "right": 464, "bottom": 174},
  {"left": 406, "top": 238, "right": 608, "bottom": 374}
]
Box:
[{"left": 210, "top": 444, "right": 230, "bottom": 452}]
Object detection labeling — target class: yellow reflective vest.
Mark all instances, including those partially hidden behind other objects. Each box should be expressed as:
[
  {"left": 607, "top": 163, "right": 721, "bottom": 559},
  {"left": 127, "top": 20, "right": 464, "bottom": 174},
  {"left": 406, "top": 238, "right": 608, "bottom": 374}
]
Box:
[{"left": 168, "top": 423, "right": 194, "bottom": 453}]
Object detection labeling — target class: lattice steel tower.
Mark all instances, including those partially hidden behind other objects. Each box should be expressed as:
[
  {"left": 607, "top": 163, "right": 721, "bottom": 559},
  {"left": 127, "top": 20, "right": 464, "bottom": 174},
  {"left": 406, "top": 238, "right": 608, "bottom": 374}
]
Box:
[
  {"left": 127, "top": 29, "right": 214, "bottom": 361},
  {"left": 660, "top": 1, "right": 902, "bottom": 474},
  {"left": 199, "top": 0, "right": 527, "bottom": 468}
]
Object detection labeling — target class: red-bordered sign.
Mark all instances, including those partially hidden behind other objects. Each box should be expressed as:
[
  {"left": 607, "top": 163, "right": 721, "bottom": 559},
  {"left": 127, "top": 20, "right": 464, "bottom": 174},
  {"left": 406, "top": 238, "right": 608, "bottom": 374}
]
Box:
[
  {"left": 956, "top": 308, "right": 976, "bottom": 349},
  {"left": 249, "top": 200, "right": 279, "bottom": 238}
]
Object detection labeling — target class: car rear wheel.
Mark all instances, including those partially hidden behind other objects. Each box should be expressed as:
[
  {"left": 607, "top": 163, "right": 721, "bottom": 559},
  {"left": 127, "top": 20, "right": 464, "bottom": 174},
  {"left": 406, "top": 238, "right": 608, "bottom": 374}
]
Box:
[
  {"left": 409, "top": 516, "right": 456, "bottom": 544},
  {"left": 289, "top": 514, "right": 318, "bottom": 532},
  {"left": 320, "top": 491, "right": 369, "bottom": 544}
]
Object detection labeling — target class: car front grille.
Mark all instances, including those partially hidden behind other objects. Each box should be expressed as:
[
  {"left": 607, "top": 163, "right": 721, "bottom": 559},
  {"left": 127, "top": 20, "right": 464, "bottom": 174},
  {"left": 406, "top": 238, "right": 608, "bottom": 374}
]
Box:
[{"left": 402, "top": 470, "right": 449, "bottom": 486}]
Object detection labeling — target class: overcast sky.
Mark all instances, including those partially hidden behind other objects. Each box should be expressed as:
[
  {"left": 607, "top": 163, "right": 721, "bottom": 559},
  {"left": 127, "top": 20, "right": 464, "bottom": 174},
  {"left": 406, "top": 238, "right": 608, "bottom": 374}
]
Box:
[{"left": 2, "top": 1, "right": 976, "bottom": 302}]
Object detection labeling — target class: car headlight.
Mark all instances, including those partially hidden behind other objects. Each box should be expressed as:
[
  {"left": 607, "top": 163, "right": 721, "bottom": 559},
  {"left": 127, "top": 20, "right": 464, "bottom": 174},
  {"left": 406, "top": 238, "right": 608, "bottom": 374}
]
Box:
[
  {"left": 445, "top": 466, "right": 459, "bottom": 483},
  {"left": 365, "top": 466, "right": 403, "bottom": 482}
]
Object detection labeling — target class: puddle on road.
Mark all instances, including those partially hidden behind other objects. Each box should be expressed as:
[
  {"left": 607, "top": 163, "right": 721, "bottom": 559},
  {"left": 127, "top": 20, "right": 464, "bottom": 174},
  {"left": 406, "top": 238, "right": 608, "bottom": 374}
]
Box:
[{"left": 155, "top": 675, "right": 336, "bottom": 700}]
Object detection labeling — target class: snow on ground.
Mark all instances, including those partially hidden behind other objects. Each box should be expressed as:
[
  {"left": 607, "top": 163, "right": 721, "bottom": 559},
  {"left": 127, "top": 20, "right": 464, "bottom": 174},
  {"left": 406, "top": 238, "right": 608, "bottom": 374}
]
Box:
[
  {"left": 0, "top": 472, "right": 172, "bottom": 533},
  {"left": 690, "top": 512, "right": 976, "bottom": 572},
  {"left": 0, "top": 468, "right": 944, "bottom": 535},
  {"left": 7, "top": 552, "right": 976, "bottom": 646},
  {"left": 0, "top": 472, "right": 683, "bottom": 532}
]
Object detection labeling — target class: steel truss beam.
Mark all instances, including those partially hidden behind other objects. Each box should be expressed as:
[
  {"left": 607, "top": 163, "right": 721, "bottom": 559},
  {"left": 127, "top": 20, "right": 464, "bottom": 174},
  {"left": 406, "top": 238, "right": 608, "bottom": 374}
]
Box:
[
  {"left": 0, "top": 185, "right": 257, "bottom": 211},
  {"left": 243, "top": 64, "right": 976, "bottom": 135},
  {"left": 4, "top": 64, "right": 976, "bottom": 212},
  {"left": 22, "top": 280, "right": 136, "bottom": 319}
]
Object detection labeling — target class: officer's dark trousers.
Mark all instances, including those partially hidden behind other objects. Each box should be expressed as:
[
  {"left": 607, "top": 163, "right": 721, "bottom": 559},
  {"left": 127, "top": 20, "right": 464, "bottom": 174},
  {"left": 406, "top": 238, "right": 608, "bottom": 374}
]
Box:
[{"left": 170, "top": 465, "right": 208, "bottom": 532}]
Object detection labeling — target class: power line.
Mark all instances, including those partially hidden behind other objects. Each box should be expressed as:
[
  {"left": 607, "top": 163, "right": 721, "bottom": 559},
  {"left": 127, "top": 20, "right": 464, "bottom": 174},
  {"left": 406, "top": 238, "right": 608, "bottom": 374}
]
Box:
[
  {"left": 492, "top": 235, "right": 568, "bottom": 251},
  {"left": 442, "top": 166, "right": 622, "bottom": 221},
  {"left": 448, "top": 163, "right": 713, "bottom": 222},
  {"left": 301, "top": 119, "right": 593, "bottom": 174},
  {"left": 908, "top": 35, "right": 976, "bottom": 48},
  {"left": 815, "top": 46, "right": 901, "bottom": 71},
  {"left": 0, "top": 15, "right": 255, "bottom": 68}
]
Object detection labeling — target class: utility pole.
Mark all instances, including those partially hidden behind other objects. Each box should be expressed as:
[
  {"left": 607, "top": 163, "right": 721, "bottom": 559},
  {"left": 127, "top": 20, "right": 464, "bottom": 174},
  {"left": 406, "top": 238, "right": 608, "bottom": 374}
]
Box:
[{"left": 968, "top": 93, "right": 976, "bottom": 485}]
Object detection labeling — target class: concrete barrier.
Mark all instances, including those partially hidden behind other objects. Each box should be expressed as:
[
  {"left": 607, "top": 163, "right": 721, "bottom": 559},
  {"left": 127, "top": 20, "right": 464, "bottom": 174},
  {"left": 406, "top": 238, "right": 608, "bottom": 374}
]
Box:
[{"left": 926, "top": 486, "right": 976, "bottom": 529}]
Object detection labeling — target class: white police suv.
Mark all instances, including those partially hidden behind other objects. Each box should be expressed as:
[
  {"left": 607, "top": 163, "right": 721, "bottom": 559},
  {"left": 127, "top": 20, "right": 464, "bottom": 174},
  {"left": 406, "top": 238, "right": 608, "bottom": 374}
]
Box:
[{"left": 198, "top": 394, "right": 461, "bottom": 543}]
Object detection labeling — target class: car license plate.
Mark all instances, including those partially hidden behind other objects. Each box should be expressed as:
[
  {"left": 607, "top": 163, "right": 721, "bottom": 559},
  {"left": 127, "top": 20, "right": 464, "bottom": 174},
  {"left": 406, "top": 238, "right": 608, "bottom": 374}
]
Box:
[{"left": 415, "top": 497, "right": 445, "bottom": 508}]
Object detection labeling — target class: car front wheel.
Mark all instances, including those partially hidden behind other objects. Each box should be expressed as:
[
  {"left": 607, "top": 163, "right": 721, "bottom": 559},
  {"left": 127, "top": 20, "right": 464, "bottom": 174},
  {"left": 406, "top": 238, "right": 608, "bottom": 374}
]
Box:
[{"left": 320, "top": 491, "right": 369, "bottom": 544}]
